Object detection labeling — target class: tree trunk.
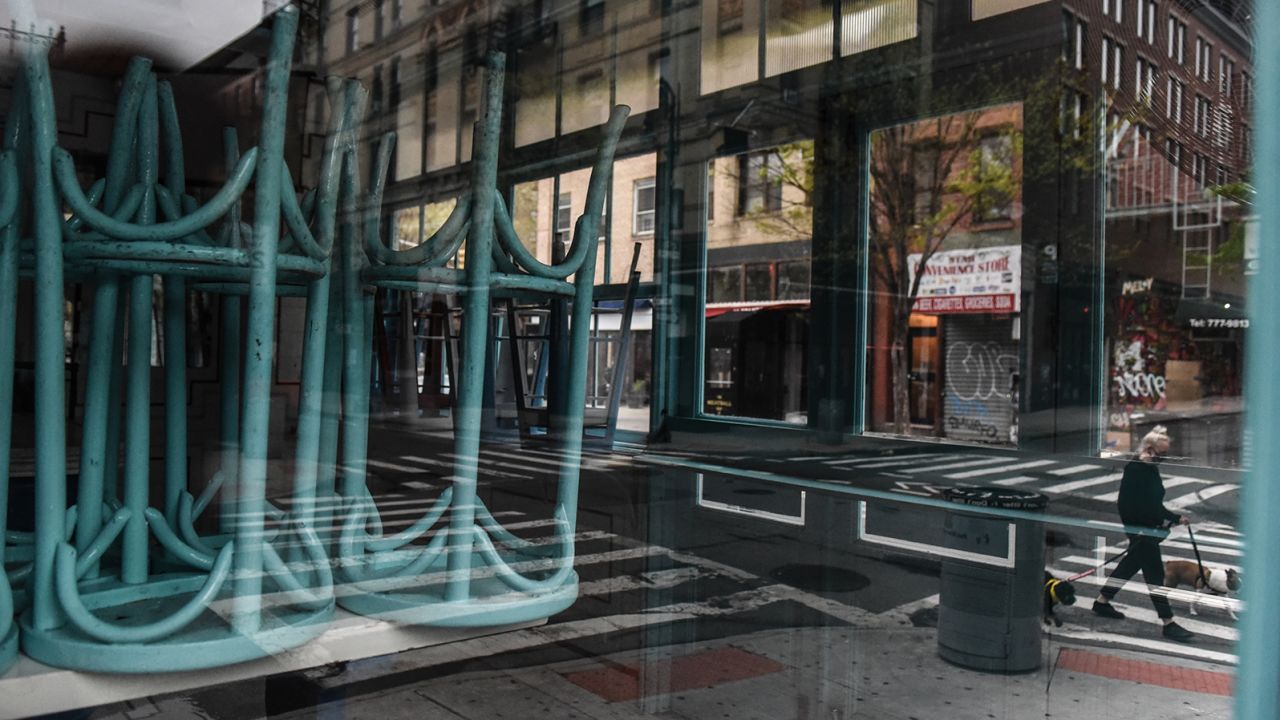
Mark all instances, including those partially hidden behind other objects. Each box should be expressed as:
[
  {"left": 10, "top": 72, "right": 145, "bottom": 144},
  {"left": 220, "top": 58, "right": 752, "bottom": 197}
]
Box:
[{"left": 891, "top": 307, "right": 911, "bottom": 436}]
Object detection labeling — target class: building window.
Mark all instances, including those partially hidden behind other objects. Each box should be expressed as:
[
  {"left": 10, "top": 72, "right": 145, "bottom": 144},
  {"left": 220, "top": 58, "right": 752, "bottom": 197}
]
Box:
[
  {"left": 633, "top": 178, "right": 656, "bottom": 235},
  {"left": 580, "top": 0, "right": 605, "bottom": 36},
  {"left": 1194, "top": 36, "right": 1211, "bottom": 82},
  {"left": 374, "top": 0, "right": 385, "bottom": 40},
  {"left": 1165, "top": 138, "right": 1182, "bottom": 169},
  {"left": 389, "top": 57, "right": 401, "bottom": 109},
  {"left": 425, "top": 44, "right": 439, "bottom": 94},
  {"left": 555, "top": 192, "right": 573, "bottom": 246},
  {"left": 346, "top": 7, "right": 360, "bottom": 53},
  {"left": 708, "top": 266, "right": 743, "bottom": 303},
  {"left": 744, "top": 264, "right": 773, "bottom": 302},
  {"left": 1167, "top": 15, "right": 1185, "bottom": 63},
  {"left": 1166, "top": 76, "right": 1183, "bottom": 122},
  {"left": 1102, "top": 36, "right": 1123, "bottom": 91},
  {"left": 1064, "top": 12, "right": 1086, "bottom": 70},
  {"left": 393, "top": 0, "right": 403, "bottom": 26},
  {"left": 736, "top": 151, "right": 783, "bottom": 216},
  {"left": 1142, "top": 0, "right": 1156, "bottom": 43},
  {"left": 1219, "top": 54, "right": 1235, "bottom": 97},
  {"left": 1192, "top": 152, "right": 1207, "bottom": 185},
  {"left": 1135, "top": 56, "right": 1156, "bottom": 104},
  {"left": 1194, "top": 94, "right": 1211, "bottom": 137},
  {"left": 371, "top": 64, "right": 383, "bottom": 113},
  {"left": 1102, "top": 0, "right": 1122, "bottom": 23},
  {"left": 972, "top": 135, "right": 1014, "bottom": 222},
  {"left": 776, "top": 260, "right": 810, "bottom": 300},
  {"left": 707, "top": 164, "right": 715, "bottom": 222}
]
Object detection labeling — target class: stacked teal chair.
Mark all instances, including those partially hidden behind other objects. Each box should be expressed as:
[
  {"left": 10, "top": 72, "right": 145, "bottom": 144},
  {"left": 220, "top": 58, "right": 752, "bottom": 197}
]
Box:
[
  {"left": 12, "top": 5, "right": 348, "bottom": 672},
  {"left": 0, "top": 125, "right": 20, "bottom": 674},
  {"left": 331, "top": 51, "right": 628, "bottom": 626}
]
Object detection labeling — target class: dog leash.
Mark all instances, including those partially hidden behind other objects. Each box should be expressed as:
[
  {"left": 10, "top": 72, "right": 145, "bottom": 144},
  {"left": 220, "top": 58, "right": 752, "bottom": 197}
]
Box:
[
  {"left": 1186, "top": 524, "right": 1210, "bottom": 589},
  {"left": 1064, "top": 547, "right": 1130, "bottom": 583}
]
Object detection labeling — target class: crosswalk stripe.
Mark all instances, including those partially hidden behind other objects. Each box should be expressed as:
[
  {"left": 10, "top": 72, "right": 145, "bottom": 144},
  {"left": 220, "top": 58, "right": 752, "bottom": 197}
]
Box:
[
  {"left": 824, "top": 452, "right": 955, "bottom": 467},
  {"left": 901, "top": 457, "right": 1014, "bottom": 474},
  {"left": 1040, "top": 473, "right": 1122, "bottom": 494},
  {"left": 1166, "top": 484, "right": 1239, "bottom": 511},
  {"left": 945, "top": 459, "right": 1056, "bottom": 479},
  {"left": 1091, "top": 475, "right": 1208, "bottom": 503},
  {"left": 989, "top": 475, "right": 1040, "bottom": 486},
  {"left": 402, "top": 454, "right": 531, "bottom": 481},
  {"left": 366, "top": 459, "right": 428, "bottom": 474},
  {"left": 846, "top": 455, "right": 973, "bottom": 469},
  {"left": 1048, "top": 464, "right": 1103, "bottom": 476}
]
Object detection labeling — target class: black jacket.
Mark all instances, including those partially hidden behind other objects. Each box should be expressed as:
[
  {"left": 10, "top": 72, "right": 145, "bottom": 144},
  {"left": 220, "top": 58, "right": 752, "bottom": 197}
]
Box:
[{"left": 1117, "top": 458, "right": 1181, "bottom": 530}]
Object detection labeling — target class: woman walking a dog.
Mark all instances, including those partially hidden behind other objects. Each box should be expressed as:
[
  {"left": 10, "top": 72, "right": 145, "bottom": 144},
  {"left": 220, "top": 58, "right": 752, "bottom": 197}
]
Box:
[{"left": 1092, "top": 425, "right": 1196, "bottom": 643}]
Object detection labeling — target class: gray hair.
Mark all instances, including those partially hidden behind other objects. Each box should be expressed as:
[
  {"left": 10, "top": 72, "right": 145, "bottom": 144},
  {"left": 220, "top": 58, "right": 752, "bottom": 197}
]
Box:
[{"left": 1139, "top": 425, "right": 1170, "bottom": 453}]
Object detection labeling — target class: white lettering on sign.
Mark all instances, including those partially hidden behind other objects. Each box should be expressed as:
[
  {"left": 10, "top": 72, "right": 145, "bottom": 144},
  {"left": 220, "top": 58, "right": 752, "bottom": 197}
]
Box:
[
  {"left": 1122, "top": 277, "right": 1154, "bottom": 295},
  {"left": 908, "top": 245, "right": 1022, "bottom": 315}
]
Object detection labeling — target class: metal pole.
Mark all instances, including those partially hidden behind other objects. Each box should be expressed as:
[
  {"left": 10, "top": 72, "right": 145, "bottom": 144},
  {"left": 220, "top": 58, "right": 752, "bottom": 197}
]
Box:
[{"left": 1234, "top": 1, "right": 1280, "bottom": 715}]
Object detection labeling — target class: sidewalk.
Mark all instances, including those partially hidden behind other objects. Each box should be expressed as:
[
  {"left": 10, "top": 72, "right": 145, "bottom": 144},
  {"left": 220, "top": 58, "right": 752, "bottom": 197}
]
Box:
[{"left": 110, "top": 625, "right": 1232, "bottom": 720}]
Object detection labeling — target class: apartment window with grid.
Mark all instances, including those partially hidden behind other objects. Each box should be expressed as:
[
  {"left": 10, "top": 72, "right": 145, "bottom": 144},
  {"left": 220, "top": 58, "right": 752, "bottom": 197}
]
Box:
[
  {"left": 1102, "top": 36, "right": 1123, "bottom": 91},
  {"left": 555, "top": 193, "right": 573, "bottom": 246},
  {"left": 346, "top": 7, "right": 360, "bottom": 53},
  {"left": 633, "top": 178, "right": 656, "bottom": 235},
  {"left": 736, "top": 151, "right": 783, "bottom": 215},
  {"left": 1219, "top": 54, "right": 1235, "bottom": 97},
  {"left": 1166, "top": 75, "right": 1183, "bottom": 122},
  {"left": 1167, "top": 15, "right": 1185, "bottom": 63},
  {"left": 1102, "top": 0, "right": 1121, "bottom": 23},
  {"left": 1194, "top": 37, "right": 1211, "bottom": 82},
  {"left": 1135, "top": 56, "right": 1156, "bottom": 104},
  {"left": 1064, "top": 12, "right": 1086, "bottom": 70},
  {"left": 371, "top": 64, "right": 383, "bottom": 113},
  {"left": 374, "top": 0, "right": 385, "bottom": 40},
  {"left": 1193, "top": 95, "right": 1211, "bottom": 137},
  {"left": 392, "top": 0, "right": 403, "bottom": 26}
]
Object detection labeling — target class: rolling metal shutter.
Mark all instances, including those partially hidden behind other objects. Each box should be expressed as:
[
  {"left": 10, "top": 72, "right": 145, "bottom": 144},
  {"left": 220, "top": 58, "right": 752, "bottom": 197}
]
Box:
[{"left": 942, "top": 315, "right": 1018, "bottom": 445}]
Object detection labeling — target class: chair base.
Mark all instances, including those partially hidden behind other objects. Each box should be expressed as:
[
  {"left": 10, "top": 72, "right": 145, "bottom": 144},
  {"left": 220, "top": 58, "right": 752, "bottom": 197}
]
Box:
[
  {"left": 0, "top": 623, "right": 16, "bottom": 675},
  {"left": 20, "top": 575, "right": 335, "bottom": 673},
  {"left": 338, "top": 550, "right": 578, "bottom": 627}
]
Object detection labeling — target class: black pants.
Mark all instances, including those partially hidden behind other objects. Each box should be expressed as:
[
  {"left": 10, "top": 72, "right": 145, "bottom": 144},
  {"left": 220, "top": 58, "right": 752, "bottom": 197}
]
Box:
[{"left": 1099, "top": 534, "right": 1172, "bottom": 619}]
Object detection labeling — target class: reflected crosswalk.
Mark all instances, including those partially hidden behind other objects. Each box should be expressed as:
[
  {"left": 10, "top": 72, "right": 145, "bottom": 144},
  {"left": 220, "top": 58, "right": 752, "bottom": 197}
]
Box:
[{"left": 807, "top": 451, "right": 1239, "bottom": 511}]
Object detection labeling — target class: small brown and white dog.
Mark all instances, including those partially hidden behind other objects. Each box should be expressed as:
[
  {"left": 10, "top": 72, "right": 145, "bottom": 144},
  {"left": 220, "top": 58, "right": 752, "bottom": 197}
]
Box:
[{"left": 1163, "top": 560, "right": 1242, "bottom": 620}]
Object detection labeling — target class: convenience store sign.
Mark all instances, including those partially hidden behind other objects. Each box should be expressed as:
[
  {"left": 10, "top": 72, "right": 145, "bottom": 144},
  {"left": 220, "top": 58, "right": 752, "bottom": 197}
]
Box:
[{"left": 907, "top": 245, "right": 1021, "bottom": 314}]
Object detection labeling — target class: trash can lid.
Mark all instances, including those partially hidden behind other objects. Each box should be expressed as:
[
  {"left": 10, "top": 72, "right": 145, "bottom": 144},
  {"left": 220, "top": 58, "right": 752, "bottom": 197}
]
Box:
[{"left": 943, "top": 486, "right": 1048, "bottom": 511}]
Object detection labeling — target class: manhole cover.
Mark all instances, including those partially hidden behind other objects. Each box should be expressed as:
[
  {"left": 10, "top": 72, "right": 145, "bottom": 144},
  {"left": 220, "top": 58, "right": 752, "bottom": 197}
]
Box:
[{"left": 768, "top": 564, "right": 870, "bottom": 593}]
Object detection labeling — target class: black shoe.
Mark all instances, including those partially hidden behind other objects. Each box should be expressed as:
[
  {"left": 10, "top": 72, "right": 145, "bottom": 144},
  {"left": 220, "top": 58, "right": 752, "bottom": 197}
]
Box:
[
  {"left": 1092, "top": 601, "right": 1125, "bottom": 619},
  {"left": 1163, "top": 622, "right": 1194, "bottom": 643}
]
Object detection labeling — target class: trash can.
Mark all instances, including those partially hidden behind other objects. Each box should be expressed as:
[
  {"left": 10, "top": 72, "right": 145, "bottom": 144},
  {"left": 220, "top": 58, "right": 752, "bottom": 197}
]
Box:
[{"left": 937, "top": 486, "right": 1048, "bottom": 673}]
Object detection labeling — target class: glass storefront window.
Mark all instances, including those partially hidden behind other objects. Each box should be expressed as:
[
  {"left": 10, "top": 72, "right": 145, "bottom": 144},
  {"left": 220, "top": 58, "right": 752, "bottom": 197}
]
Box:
[{"left": 866, "top": 104, "right": 1023, "bottom": 443}]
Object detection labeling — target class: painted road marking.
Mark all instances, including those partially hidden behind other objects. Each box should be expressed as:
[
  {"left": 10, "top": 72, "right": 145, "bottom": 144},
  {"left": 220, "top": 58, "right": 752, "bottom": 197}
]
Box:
[
  {"left": 1039, "top": 473, "right": 1122, "bottom": 494},
  {"left": 901, "top": 457, "right": 1014, "bottom": 474},
  {"left": 1167, "top": 484, "right": 1240, "bottom": 511},
  {"left": 945, "top": 459, "right": 1057, "bottom": 479},
  {"left": 1049, "top": 464, "right": 1103, "bottom": 476}
]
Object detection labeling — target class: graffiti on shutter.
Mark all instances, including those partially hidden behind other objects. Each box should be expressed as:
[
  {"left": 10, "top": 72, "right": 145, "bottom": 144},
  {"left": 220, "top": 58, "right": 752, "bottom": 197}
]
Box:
[{"left": 943, "top": 316, "right": 1018, "bottom": 445}]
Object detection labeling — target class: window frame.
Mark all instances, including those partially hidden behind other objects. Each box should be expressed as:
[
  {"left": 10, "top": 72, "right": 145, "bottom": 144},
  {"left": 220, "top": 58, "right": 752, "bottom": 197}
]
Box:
[{"left": 632, "top": 177, "right": 657, "bottom": 236}]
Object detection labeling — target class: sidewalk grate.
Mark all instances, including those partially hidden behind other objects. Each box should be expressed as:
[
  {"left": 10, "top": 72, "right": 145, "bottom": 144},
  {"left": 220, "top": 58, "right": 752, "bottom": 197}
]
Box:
[
  {"left": 1057, "top": 648, "right": 1233, "bottom": 697},
  {"left": 562, "top": 646, "right": 785, "bottom": 703}
]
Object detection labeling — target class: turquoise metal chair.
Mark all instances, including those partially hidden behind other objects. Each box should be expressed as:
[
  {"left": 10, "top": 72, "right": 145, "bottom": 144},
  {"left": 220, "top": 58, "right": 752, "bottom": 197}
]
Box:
[
  {"left": 10, "top": 6, "right": 348, "bottom": 673},
  {"left": 332, "top": 52, "right": 628, "bottom": 626},
  {"left": 0, "top": 132, "right": 20, "bottom": 675}
]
